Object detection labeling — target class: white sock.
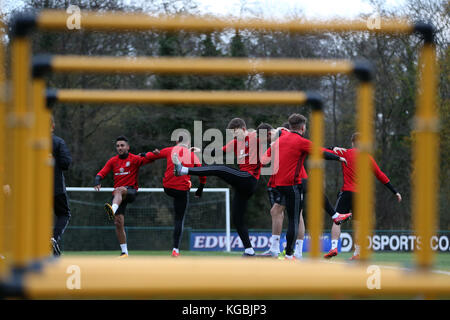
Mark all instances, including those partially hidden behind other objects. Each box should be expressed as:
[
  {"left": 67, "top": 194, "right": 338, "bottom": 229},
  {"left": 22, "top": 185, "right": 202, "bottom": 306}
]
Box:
[
  {"left": 112, "top": 203, "right": 119, "bottom": 214},
  {"left": 354, "top": 245, "right": 360, "bottom": 255},
  {"left": 120, "top": 243, "right": 128, "bottom": 255},
  {"left": 172, "top": 248, "right": 179, "bottom": 253},
  {"left": 270, "top": 235, "right": 280, "bottom": 252},
  {"left": 331, "top": 240, "right": 338, "bottom": 250},
  {"left": 180, "top": 167, "right": 189, "bottom": 175},
  {"left": 244, "top": 247, "right": 255, "bottom": 255},
  {"left": 295, "top": 240, "right": 303, "bottom": 256},
  {"left": 331, "top": 213, "right": 339, "bottom": 219}
]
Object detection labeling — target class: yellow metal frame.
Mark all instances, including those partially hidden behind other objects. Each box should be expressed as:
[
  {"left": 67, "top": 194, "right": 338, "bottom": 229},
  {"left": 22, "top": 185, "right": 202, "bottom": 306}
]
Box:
[
  {"left": 42, "top": 88, "right": 325, "bottom": 260},
  {"left": 52, "top": 89, "right": 309, "bottom": 105},
  {"left": 308, "top": 107, "right": 325, "bottom": 258},
  {"left": 24, "top": 257, "right": 450, "bottom": 298},
  {"left": 10, "top": 36, "right": 34, "bottom": 268},
  {"left": 37, "top": 10, "right": 414, "bottom": 34},
  {"left": 31, "top": 78, "right": 53, "bottom": 260},
  {"left": 41, "top": 56, "right": 369, "bottom": 260},
  {"left": 355, "top": 82, "right": 375, "bottom": 260},
  {"left": 48, "top": 56, "right": 355, "bottom": 75},
  {"left": 46, "top": 86, "right": 328, "bottom": 260},
  {"left": 1, "top": 10, "right": 439, "bottom": 298},
  {"left": 413, "top": 43, "right": 439, "bottom": 268},
  {"left": 0, "top": 20, "right": 5, "bottom": 278}
]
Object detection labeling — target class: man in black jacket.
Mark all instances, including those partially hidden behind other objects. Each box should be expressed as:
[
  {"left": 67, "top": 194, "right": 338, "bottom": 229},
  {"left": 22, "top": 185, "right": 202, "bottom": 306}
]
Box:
[{"left": 52, "top": 118, "right": 72, "bottom": 256}]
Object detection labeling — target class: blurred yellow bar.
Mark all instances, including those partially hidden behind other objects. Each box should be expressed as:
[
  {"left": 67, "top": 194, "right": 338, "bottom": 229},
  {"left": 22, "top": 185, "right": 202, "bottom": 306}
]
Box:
[
  {"left": 53, "top": 89, "right": 309, "bottom": 105},
  {"left": 50, "top": 56, "right": 354, "bottom": 75},
  {"left": 24, "top": 257, "right": 450, "bottom": 298},
  {"left": 37, "top": 10, "right": 414, "bottom": 34},
  {"left": 32, "top": 78, "right": 53, "bottom": 259},
  {"left": 11, "top": 37, "right": 34, "bottom": 268},
  {"left": 355, "top": 82, "right": 374, "bottom": 261},
  {"left": 307, "top": 110, "right": 324, "bottom": 258},
  {"left": 413, "top": 43, "right": 438, "bottom": 269},
  {"left": 0, "top": 20, "right": 5, "bottom": 277}
]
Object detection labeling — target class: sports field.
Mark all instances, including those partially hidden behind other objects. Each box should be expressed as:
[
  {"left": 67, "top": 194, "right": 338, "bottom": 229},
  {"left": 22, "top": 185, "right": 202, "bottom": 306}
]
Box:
[{"left": 63, "top": 251, "right": 450, "bottom": 272}]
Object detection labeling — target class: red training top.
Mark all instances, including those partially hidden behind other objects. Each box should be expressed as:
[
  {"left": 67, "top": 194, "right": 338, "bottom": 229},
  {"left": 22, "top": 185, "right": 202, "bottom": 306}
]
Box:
[
  {"left": 96, "top": 153, "right": 151, "bottom": 190},
  {"left": 267, "top": 129, "right": 308, "bottom": 187},
  {"left": 262, "top": 132, "right": 312, "bottom": 187},
  {"left": 222, "top": 131, "right": 262, "bottom": 180},
  {"left": 329, "top": 148, "right": 390, "bottom": 192},
  {"left": 145, "top": 145, "right": 206, "bottom": 191}
]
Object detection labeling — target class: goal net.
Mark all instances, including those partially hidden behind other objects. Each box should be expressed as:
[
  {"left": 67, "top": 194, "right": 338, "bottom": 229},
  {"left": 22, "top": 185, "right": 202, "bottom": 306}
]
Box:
[{"left": 62, "top": 187, "right": 231, "bottom": 252}]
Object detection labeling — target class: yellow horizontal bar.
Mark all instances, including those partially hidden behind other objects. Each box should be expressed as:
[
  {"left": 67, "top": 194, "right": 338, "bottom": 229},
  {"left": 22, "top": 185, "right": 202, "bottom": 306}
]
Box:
[
  {"left": 37, "top": 11, "right": 414, "bottom": 34},
  {"left": 24, "top": 257, "right": 450, "bottom": 298},
  {"left": 50, "top": 56, "right": 354, "bottom": 75},
  {"left": 54, "top": 89, "right": 308, "bottom": 105}
]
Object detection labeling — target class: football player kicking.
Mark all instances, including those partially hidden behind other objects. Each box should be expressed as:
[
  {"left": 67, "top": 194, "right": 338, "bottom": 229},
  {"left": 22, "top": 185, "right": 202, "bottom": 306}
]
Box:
[
  {"left": 173, "top": 118, "right": 270, "bottom": 257},
  {"left": 323, "top": 133, "right": 402, "bottom": 260},
  {"left": 94, "top": 136, "right": 152, "bottom": 258},
  {"left": 141, "top": 136, "right": 206, "bottom": 257}
]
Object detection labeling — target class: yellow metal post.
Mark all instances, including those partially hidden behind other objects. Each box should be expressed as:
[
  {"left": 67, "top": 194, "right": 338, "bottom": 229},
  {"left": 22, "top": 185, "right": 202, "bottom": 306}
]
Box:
[
  {"left": 413, "top": 42, "right": 438, "bottom": 269},
  {"left": 0, "top": 19, "right": 5, "bottom": 277},
  {"left": 10, "top": 36, "right": 34, "bottom": 268},
  {"left": 355, "top": 81, "right": 375, "bottom": 261},
  {"left": 32, "top": 78, "right": 53, "bottom": 259},
  {"left": 307, "top": 102, "right": 324, "bottom": 258}
]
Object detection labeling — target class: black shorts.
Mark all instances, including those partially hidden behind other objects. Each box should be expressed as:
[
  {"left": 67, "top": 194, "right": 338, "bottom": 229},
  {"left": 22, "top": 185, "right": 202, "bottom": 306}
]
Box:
[
  {"left": 335, "top": 191, "right": 354, "bottom": 216},
  {"left": 113, "top": 186, "right": 137, "bottom": 216},
  {"left": 267, "top": 187, "right": 286, "bottom": 207}
]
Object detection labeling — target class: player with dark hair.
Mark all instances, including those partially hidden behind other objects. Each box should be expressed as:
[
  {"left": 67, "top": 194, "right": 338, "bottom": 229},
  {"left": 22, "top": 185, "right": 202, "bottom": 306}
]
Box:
[
  {"left": 260, "top": 114, "right": 348, "bottom": 259},
  {"left": 94, "top": 135, "right": 152, "bottom": 257},
  {"left": 255, "top": 123, "right": 273, "bottom": 137},
  {"left": 323, "top": 132, "right": 402, "bottom": 260},
  {"left": 173, "top": 118, "right": 273, "bottom": 257},
  {"left": 142, "top": 137, "right": 206, "bottom": 257}
]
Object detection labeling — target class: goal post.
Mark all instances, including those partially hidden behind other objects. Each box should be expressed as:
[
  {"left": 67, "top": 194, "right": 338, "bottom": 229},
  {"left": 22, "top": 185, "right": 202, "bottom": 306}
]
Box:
[{"left": 66, "top": 187, "right": 231, "bottom": 252}]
